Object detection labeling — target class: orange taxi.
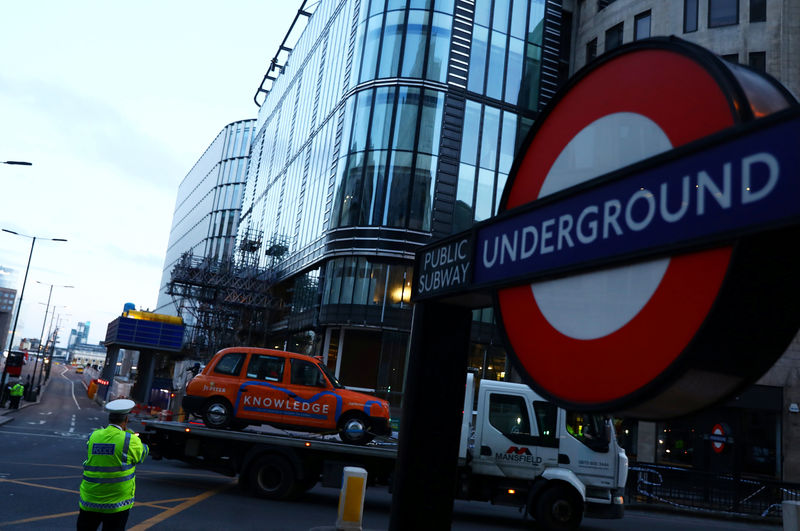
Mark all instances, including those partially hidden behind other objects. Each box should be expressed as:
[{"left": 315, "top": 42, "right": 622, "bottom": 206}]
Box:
[{"left": 183, "top": 347, "right": 391, "bottom": 444}]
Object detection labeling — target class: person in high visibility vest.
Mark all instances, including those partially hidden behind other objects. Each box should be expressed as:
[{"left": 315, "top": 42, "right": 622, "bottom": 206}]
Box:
[
  {"left": 78, "top": 399, "right": 148, "bottom": 531},
  {"left": 8, "top": 380, "right": 24, "bottom": 409}
]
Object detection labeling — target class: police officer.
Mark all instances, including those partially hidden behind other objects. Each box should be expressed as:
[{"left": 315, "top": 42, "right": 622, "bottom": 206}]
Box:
[
  {"left": 9, "top": 379, "right": 24, "bottom": 409},
  {"left": 77, "top": 399, "right": 148, "bottom": 531}
]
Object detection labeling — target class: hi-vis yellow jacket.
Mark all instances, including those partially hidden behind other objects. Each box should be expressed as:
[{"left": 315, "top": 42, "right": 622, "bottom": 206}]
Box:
[{"left": 79, "top": 425, "right": 149, "bottom": 513}]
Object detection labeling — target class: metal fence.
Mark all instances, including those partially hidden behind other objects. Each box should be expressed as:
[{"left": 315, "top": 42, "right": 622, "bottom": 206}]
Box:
[{"left": 625, "top": 463, "right": 800, "bottom": 520}]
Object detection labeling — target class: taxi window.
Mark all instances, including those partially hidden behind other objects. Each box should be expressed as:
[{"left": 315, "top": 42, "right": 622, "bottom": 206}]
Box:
[
  {"left": 213, "top": 353, "right": 245, "bottom": 376},
  {"left": 290, "top": 359, "right": 326, "bottom": 387},
  {"left": 246, "top": 354, "right": 284, "bottom": 382}
]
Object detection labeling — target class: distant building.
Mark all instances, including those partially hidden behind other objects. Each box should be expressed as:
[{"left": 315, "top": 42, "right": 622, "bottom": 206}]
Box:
[
  {"left": 155, "top": 119, "right": 257, "bottom": 317},
  {"left": 67, "top": 321, "right": 91, "bottom": 349},
  {"left": 70, "top": 343, "right": 107, "bottom": 368}
]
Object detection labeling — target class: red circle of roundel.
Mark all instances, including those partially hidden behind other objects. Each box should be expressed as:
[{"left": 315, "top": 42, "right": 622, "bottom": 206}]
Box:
[{"left": 497, "top": 48, "right": 737, "bottom": 407}]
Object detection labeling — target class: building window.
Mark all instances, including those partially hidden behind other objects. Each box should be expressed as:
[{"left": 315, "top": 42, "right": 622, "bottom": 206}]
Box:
[
  {"left": 684, "top": 0, "right": 698, "bottom": 32},
  {"left": 721, "top": 53, "right": 739, "bottom": 64},
  {"left": 749, "top": 51, "right": 766, "bottom": 72},
  {"left": 709, "top": 0, "right": 738, "bottom": 28},
  {"left": 586, "top": 38, "right": 597, "bottom": 65},
  {"left": 634, "top": 11, "right": 651, "bottom": 40},
  {"left": 597, "top": 0, "right": 617, "bottom": 9},
  {"left": 605, "top": 22, "right": 623, "bottom": 52},
  {"left": 750, "top": 0, "right": 766, "bottom": 22}
]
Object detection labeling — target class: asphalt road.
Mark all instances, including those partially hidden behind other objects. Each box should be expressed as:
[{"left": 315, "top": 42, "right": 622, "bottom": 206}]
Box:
[{"left": 0, "top": 364, "right": 780, "bottom": 530}]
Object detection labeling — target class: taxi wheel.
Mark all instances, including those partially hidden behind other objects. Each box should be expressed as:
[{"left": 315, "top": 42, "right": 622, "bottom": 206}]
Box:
[
  {"left": 249, "top": 455, "right": 300, "bottom": 500},
  {"left": 202, "top": 398, "right": 233, "bottom": 429},
  {"left": 338, "top": 413, "right": 374, "bottom": 445}
]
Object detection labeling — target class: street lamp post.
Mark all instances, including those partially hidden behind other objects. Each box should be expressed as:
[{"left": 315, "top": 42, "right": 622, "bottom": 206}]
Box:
[
  {"left": 0, "top": 230, "right": 67, "bottom": 399},
  {"left": 38, "top": 308, "right": 70, "bottom": 386},
  {"left": 32, "top": 287, "right": 71, "bottom": 393}
]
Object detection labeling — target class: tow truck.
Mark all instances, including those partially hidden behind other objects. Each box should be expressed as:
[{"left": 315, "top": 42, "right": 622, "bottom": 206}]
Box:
[{"left": 140, "top": 373, "right": 627, "bottom": 530}]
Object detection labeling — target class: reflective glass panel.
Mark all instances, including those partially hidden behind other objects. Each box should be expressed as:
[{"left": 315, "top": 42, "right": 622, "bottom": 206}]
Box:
[
  {"left": 384, "top": 151, "right": 413, "bottom": 226},
  {"left": 486, "top": 30, "right": 507, "bottom": 100},
  {"left": 380, "top": 10, "right": 405, "bottom": 78},
  {"left": 371, "top": 87, "right": 396, "bottom": 150},
  {"left": 475, "top": 167, "right": 495, "bottom": 221},
  {"left": 492, "top": 0, "right": 510, "bottom": 33},
  {"left": 393, "top": 88, "right": 420, "bottom": 151},
  {"left": 360, "top": 14, "right": 383, "bottom": 82},
  {"left": 402, "top": 10, "right": 430, "bottom": 78},
  {"left": 504, "top": 37, "right": 524, "bottom": 105},
  {"left": 418, "top": 90, "right": 444, "bottom": 155},
  {"left": 427, "top": 12, "right": 451, "bottom": 83},
  {"left": 409, "top": 154, "right": 436, "bottom": 230},
  {"left": 480, "top": 105, "right": 500, "bottom": 170},
  {"left": 460, "top": 100, "right": 482, "bottom": 165},
  {"left": 467, "top": 25, "right": 488, "bottom": 94}
]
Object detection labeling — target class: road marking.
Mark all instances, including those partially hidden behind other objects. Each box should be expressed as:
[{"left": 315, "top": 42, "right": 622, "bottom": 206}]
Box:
[
  {"left": 127, "top": 481, "right": 235, "bottom": 530},
  {"left": 0, "top": 510, "right": 79, "bottom": 527},
  {"left": 27, "top": 420, "right": 46, "bottom": 425},
  {"left": 0, "top": 430, "right": 88, "bottom": 440},
  {"left": 0, "top": 477, "right": 79, "bottom": 494},
  {"left": 61, "top": 369, "right": 81, "bottom": 409}
]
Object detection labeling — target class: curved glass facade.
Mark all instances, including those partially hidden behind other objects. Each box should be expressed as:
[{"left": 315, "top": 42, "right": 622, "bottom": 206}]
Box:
[
  {"left": 156, "top": 119, "right": 255, "bottom": 314},
  {"left": 331, "top": 86, "right": 444, "bottom": 230},
  {"left": 236, "top": 0, "right": 561, "bottom": 404}
]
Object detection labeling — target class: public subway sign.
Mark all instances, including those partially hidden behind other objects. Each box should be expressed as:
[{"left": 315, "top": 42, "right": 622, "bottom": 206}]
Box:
[{"left": 412, "top": 38, "right": 800, "bottom": 418}]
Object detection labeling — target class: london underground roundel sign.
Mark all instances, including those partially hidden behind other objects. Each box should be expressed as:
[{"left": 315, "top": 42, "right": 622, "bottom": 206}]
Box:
[{"left": 495, "top": 38, "right": 800, "bottom": 418}]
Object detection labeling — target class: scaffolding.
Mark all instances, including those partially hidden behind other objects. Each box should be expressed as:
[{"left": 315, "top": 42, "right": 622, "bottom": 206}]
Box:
[{"left": 166, "top": 241, "right": 280, "bottom": 358}]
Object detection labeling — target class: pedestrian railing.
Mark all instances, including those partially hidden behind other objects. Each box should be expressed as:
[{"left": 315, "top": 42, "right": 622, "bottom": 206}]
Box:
[{"left": 625, "top": 463, "right": 800, "bottom": 520}]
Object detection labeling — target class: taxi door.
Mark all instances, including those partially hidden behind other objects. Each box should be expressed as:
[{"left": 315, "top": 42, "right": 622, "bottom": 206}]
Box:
[
  {"left": 283, "top": 358, "right": 339, "bottom": 430},
  {"left": 236, "top": 353, "right": 288, "bottom": 425}
]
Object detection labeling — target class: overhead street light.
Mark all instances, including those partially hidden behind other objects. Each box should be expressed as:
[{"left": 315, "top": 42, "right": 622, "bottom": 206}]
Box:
[
  {"left": 1, "top": 161, "right": 33, "bottom": 166},
  {"left": 0, "top": 229, "right": 67, "bottom": 396}
]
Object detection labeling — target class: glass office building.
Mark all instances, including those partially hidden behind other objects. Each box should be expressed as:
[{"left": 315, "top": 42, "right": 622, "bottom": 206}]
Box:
[
  {"left": 238, "top": 0, "right": 569, "bottom": 406},
  {"left": 156, "top": 119, "right": 257, "bottom": 315}
]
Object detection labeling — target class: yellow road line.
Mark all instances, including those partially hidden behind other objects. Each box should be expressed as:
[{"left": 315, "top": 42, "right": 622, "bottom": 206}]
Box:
[
  {"left": 0, "top": 510, "right": 79, "bottom": 527},
  {"left": 0, "top": 478, "right": 78, "bottom": 494},
  {"left": 11, "top": 474, "right": 81, "bottom": 481},
  {"left": 127, "top": 481, "right": 235, "bottom": 530}
]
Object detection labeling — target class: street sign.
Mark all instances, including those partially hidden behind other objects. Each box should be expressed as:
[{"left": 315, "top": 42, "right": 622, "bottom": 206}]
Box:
[{"left": 412, "top": 38, "right": 800, "bottom": 418}]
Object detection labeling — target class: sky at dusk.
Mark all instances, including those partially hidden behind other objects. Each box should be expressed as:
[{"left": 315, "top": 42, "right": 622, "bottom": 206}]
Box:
[{"left": 0, "top": 1, "right": 300, "bottom": 346}]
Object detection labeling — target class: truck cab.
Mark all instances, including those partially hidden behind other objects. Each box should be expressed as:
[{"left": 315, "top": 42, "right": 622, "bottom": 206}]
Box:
[{"left": 459, "top": 373, "right": 627, "bottom": 530}]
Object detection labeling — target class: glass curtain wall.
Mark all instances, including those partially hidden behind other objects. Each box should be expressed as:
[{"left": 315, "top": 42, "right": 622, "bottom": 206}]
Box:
[
  {"left": 330, "top": 87, "right": 444, "bottom": 231},
  {"left": 467, "top": 0, "right": 545, "bottom": 109},
  {"left": 157, "top": 119, "right": 255, "bottom": 313}
]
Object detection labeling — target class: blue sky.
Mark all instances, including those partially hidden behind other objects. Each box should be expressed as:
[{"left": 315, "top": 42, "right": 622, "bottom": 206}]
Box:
[{"left": 0, "top": 1, "right": 299, "bottom": 345}]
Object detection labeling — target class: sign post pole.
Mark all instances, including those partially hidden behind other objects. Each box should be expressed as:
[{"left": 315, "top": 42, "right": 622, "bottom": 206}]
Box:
[{"left": 389, "top": 301, "right": 472, "bottom": 530}]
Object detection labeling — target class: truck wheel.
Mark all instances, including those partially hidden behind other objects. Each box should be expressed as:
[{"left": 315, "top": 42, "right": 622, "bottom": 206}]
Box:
[
  {"left": 202, "top": 398, "right": 233, "bottom": 429},
  {"left": 249, "top": 455, "right": 300, "bottom": 500},
  {"left": 338, "top": 413, "right": 374, "bottom": 445},
  {"left": 534, "top": 484, "right": 583, "bottom": 531}
]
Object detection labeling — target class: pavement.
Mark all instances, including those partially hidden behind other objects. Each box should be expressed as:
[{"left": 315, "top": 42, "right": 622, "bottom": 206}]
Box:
[{"left": 0, "top": 377, "right": 50, "bottom": 425}]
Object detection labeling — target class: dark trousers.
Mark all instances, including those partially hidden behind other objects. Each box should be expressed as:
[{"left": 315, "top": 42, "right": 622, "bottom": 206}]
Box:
[
  {"left": 76, "top": 508, "right": 130, "bottom": 531},
  {"left": 9, "top": 395, "right": 21, "bottom": 409}
]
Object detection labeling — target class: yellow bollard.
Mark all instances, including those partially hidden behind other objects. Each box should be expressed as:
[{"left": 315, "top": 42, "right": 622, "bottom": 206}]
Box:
[{"left": 336, "top": 466, "right": 367, "bottom": 531}]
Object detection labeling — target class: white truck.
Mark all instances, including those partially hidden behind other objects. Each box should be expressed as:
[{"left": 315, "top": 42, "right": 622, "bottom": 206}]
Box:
[{"left": 140, "top": 373, "right": 627, "bottom": 530}]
